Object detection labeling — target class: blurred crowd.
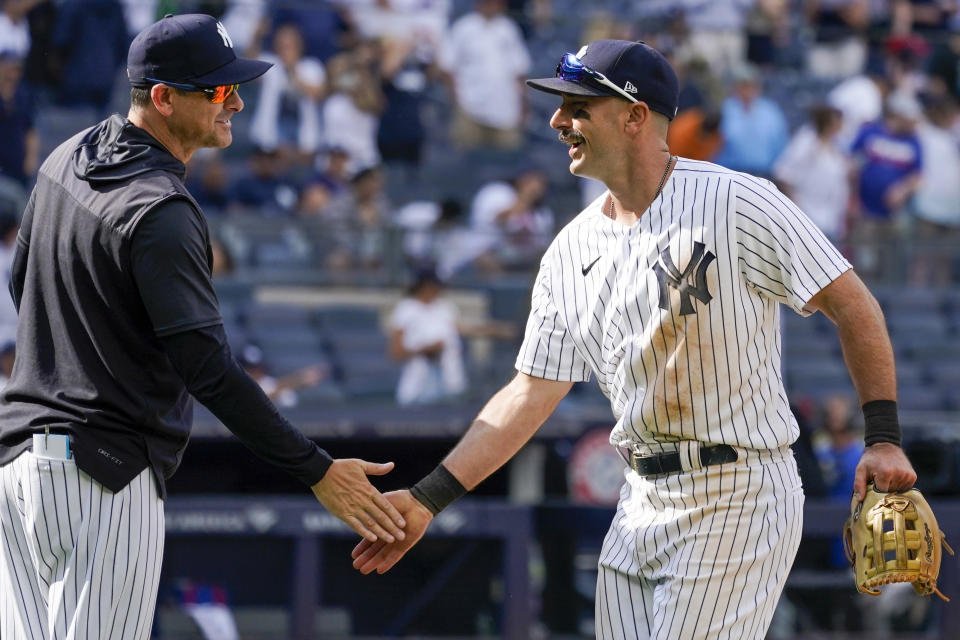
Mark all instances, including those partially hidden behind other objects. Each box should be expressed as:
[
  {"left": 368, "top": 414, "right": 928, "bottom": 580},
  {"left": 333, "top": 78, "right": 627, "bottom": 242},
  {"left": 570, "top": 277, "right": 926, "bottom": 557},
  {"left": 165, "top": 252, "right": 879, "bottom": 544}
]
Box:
[
  {"left": 0, "top": 0, "right": 957, "bottom": 405},
  {"left": 2, "top": 1, "right": 960, "bottom": 407},
  {"left": 1, "top": 0, "right": 960, "bottom": 286},
  {"left": 0, "top": 0, "right": 560, "bottom": 281}
]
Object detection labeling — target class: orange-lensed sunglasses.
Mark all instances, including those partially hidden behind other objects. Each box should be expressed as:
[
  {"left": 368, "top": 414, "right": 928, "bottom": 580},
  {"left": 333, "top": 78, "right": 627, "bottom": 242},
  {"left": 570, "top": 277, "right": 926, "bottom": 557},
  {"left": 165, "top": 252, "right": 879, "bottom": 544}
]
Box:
[{"left": 145, "top": 78, "right": 239, "bottom": 104}]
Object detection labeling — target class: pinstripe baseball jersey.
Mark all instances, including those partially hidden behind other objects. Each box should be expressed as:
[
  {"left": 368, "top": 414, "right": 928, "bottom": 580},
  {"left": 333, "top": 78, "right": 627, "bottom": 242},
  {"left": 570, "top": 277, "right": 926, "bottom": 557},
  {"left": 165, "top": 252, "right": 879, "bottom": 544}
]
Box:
[{"left": 516, "top": 158, "right": 851, "bottom": 451}]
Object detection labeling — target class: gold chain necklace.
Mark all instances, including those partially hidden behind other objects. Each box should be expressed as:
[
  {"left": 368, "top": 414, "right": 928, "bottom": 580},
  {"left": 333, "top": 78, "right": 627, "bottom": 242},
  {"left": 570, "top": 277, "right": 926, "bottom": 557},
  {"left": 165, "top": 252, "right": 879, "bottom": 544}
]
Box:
[{"left": 607, "top": 155, "right": 675, "bottom": 220}]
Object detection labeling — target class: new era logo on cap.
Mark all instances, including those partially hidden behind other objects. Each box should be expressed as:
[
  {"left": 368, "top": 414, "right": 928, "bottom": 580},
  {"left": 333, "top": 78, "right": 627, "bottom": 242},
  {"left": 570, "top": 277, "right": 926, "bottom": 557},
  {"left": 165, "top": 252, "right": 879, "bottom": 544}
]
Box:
[{"left": 624, "top": 81, "right": 638, "bottom": 94}]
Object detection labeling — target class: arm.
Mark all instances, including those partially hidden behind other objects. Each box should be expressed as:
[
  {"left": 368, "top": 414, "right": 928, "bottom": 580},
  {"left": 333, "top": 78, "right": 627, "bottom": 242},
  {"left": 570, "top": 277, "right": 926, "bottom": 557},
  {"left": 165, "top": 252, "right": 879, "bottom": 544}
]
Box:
[
  {"left": 132, "top": 200, "right": 406, "bottom": 542},
  {"left": 458, "top": 319, "right": 517, "bottom": 340},
  {"left": 387, "top": 327, "right": 443, "bottom": 361},
  {"left": 379, "top": 37, "right": 416, "bottom": 80},
  {"left": 160, "top": 326, "right": 404, "bottom": 543},
  {"left": 443, "top": 372, "right": 573, "bottom": 490},
  {"left": 807, "top": 269, "right": 917, "bottom": 499},
  {"left": 884, "top": 171, "right": 923, "bottom": 213},
  {"left": 351, "top": 372, "right": 574, "bottom": 574},
  {"left": 288, "top": 59, "right": 326, "bottom": 101},
  {"left": 270, "top": 364, "right": 327, "bottom": 397}
]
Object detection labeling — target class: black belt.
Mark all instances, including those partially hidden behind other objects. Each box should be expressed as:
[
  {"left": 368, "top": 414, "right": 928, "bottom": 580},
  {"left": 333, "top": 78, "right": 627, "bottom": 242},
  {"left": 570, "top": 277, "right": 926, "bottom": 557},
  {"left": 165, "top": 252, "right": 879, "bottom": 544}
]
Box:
[{"left": 629, "top": 444, "right": 738, "bottom": 476}]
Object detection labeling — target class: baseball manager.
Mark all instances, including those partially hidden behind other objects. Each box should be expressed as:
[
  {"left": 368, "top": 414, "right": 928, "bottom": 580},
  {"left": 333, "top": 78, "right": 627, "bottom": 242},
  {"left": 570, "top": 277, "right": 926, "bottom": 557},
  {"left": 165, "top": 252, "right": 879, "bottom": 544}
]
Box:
[{"left": 0, "top": 14, "right": 405, "bottom": 640}]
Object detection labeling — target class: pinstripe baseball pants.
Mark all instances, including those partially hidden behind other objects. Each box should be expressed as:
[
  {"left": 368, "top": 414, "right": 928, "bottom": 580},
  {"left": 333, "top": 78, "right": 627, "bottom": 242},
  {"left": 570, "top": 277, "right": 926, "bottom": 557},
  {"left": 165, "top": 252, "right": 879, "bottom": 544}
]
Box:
[
  {"left": 0, "top": 452, "right": 164, "bottom": 640},
  {"left": 595, "top": 446, "right": 804, "bottom": 640}
]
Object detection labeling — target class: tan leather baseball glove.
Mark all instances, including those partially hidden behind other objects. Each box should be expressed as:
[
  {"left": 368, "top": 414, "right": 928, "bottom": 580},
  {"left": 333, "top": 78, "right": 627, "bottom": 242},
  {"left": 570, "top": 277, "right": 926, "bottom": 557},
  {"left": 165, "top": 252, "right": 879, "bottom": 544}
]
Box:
[{"left": 843, "top": 484, "right": 954, "bottom": 601}]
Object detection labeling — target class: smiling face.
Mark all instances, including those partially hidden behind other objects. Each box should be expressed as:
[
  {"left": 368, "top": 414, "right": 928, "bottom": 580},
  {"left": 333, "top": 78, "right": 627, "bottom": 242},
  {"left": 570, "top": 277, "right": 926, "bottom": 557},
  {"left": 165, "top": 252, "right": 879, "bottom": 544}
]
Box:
[
  {"left": 166, "top": 85, "right": 244, "bottom": 158},
  {"left": 549, "top": 94, "right": 631, "bottom": 181}
]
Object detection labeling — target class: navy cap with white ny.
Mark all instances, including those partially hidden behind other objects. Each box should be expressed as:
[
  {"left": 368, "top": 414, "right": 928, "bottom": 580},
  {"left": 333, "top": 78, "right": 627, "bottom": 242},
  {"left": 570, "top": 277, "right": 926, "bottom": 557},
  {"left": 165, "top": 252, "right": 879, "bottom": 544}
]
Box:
[
  {"left": 526, "top": 40, "right": 679, "bottom": 120},
  {"left": 127, "top": 13, "right": 271, "bottom": 92}
]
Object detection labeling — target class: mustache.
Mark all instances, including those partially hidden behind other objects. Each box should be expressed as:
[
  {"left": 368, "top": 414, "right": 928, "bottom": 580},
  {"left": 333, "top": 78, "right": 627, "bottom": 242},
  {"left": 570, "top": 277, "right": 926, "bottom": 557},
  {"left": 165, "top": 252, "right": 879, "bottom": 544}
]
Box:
[{"left": 558, "top": 129, "right": 585, "bottom": 145}]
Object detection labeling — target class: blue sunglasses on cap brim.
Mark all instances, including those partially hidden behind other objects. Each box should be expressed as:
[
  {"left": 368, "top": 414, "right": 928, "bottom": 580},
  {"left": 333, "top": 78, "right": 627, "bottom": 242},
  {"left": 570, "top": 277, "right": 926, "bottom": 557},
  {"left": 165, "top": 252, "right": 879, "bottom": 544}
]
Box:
[{"left": 555, "top": 53, "right": 639, "bottom": 104}]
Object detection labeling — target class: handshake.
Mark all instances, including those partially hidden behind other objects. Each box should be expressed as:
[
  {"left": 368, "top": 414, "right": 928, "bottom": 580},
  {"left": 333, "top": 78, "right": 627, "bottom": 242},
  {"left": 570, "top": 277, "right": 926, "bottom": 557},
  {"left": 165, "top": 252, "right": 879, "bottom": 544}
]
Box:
[
  {"left": 309, "top": 459, "right": 458, "bottom": 574},
  {"left": 307, "top": 374, "right": 569, "bottom": 574}
]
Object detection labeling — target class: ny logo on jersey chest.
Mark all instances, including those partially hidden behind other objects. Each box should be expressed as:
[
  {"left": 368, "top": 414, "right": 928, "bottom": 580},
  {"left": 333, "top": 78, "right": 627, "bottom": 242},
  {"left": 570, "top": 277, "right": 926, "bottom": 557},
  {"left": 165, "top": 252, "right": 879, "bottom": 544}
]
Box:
[{"left": 653, "top": 242, "right": 716, "bottom": 316}]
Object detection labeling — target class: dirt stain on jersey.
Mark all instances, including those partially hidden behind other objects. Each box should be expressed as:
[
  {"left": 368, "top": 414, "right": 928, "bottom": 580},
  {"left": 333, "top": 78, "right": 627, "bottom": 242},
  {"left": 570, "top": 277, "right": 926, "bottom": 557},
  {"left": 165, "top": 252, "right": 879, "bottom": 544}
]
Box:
[
  {"left": 635, "top": 239, "right": 722, "bottom": 436},
  {"left": 647, "top": 302, "right": 715, "bottom": 432}
]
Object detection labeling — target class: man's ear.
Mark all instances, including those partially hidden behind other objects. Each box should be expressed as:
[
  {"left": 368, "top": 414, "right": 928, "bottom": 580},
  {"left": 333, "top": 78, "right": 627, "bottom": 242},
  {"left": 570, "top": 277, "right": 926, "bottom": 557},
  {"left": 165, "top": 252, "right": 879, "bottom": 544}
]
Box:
[
  {"left": 623, "top": 100, "right": 652, "bottom": 134},
  {"left": 151, "top": 84, "right": 176, "bottom": 116}
]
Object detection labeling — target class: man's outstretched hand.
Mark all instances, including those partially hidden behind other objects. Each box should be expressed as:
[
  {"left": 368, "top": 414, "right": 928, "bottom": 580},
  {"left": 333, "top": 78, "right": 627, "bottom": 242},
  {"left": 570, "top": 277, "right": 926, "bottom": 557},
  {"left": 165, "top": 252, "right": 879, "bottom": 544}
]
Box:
[
  {"left": 351, "top": 489, "right": 433, "bottom": 574},
  {"left": 311, "top": 459, "right": 406, "bottom": 543}
]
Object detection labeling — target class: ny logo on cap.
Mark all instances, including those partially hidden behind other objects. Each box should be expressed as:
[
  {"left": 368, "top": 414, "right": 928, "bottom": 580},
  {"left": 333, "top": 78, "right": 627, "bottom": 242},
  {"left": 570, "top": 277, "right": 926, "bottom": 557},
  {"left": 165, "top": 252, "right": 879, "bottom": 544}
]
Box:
[{"left": 216, "top": 21, "right": 234, "bottom": 48}]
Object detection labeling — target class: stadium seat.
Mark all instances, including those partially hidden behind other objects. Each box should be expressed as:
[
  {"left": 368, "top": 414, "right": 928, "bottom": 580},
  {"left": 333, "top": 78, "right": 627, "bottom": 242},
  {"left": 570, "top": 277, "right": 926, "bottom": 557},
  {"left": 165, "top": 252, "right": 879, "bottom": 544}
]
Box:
[
  {"left": 337, "top": 352, "right": 401, "bottom": 400},
  {"left": 294, "top": 382, "right": 345, "bottom": 405},
  {"left": 885, "top": 311, "right": 949, "bottom": 339},
  {"left": 267, "top": 350, "right": 330, "bottom": 374},
  {"left": 323, "top": 329, "right": 388, "bottom": 356},
  {"left": 927, "top": 361, "right": 960, "bottom": 388},
  {"left": 786, "top": 357, "right": 849, "bottom": 383},
  {"left": 786, "top": 357, "right": 854, "bottom": 399},
  {"left": 317, "top": 306, "right": 381, "bottom": 331},
  {"left": 251, "top": 327, "right": 324, "bottom": 352},
  {"left": 782, "top": 331, "right": 840, "bottom": 359},
  {"left": 897, "top": 385, "right": 946, "bottom": 412},
  {"left": 243, "top": 304, "right": 316, "bottom": 329},
  {"left": 905, "top": 336, "right": 960, "bottom": 361},
  {"left": 893, "top": 360, "right": 924, "bottom": 387},
  {"left": 876, "top": 286, "right": 946, "bottom": 314},
  {"left": 782, "top": 310, "right": 834, "bottom": 335},
  {"left": 213, "top": 280, "right": 254, "bottom": 305}
]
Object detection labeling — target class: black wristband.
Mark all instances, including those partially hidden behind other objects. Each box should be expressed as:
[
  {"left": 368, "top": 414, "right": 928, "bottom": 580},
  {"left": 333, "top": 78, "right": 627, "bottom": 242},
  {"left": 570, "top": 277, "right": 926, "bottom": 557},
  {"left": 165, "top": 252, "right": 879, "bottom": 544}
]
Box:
[
  {"left": 862, "top": 400, "right": 902, "bottom": 447},
  {"left": 410, "top": 464, "right": 467, "bottom": 515}
]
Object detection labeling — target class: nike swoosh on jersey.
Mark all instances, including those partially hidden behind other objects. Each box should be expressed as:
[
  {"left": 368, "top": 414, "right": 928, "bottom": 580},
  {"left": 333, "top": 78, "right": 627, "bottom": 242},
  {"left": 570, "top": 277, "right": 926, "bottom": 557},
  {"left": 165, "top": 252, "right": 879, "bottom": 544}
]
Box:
[{"left": 581, "top": 256, "right": 601, "bottom": 275}]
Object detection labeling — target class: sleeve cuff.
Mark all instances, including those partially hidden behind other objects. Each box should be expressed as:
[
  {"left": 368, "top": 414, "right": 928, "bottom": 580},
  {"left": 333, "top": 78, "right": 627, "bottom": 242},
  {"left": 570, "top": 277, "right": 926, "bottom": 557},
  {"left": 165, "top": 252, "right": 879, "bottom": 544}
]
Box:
[{"left": 296, "top": 446, "right": 335, "bottom": 486}]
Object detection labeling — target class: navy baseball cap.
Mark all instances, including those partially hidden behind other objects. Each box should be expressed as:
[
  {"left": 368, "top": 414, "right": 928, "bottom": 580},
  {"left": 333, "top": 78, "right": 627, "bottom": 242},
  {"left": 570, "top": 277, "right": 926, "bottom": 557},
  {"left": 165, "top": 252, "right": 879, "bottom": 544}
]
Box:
[
  {"left": 127, "top": 14, "right": 271, "bottom": 88},
  {"left": 527, "top": 40, "right": 679, "bottom": 120}
]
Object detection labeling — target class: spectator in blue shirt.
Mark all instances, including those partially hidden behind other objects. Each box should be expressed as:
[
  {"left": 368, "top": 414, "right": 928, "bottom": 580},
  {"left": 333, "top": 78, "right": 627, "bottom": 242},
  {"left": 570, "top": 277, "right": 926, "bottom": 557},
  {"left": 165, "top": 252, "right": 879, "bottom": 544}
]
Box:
[
  {"left": 848, "top": 91, "right": 923, "bottom": 277},
  {"left": 813, "top": 394, "right": 864, "bottom": 568},
  {"left": 850, "top": 92, "right": 924, "bottom": 220},
  {"left": 715, "top": 64, "right": 788, "bottom": 176}
]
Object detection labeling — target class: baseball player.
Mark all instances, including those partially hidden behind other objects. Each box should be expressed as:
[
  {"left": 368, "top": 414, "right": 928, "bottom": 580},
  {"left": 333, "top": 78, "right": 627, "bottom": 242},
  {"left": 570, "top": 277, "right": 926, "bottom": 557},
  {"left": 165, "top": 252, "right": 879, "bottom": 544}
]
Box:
[
  {"left": 0, "top": 14, "right": 405, "bottom": 640},
  {"left": 351, "top": 40, "right": 916, "bottom": 639}
]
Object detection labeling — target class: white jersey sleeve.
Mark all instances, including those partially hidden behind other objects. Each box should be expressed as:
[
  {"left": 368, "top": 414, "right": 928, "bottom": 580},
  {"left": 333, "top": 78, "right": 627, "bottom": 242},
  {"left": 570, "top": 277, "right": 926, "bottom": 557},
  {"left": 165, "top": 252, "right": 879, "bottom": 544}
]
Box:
[
  {"left": 733, "top": 176, "right": 851, "bottom": 315},
  {"left": 515, "top": 250, "right": 592, "bottom": 382}
]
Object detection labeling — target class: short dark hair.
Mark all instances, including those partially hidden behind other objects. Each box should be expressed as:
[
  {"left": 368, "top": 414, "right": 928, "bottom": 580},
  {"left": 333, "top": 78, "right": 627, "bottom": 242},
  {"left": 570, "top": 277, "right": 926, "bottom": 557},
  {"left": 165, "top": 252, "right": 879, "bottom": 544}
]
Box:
[
  {"left": 131, "top": 84, "right": 192, "bottom": 109},
  {"left": 130, "top": 85, "right": 152, "bottom": 108},
  {"left": 808, "top": 104, "right": 842, "bottom": 137}
]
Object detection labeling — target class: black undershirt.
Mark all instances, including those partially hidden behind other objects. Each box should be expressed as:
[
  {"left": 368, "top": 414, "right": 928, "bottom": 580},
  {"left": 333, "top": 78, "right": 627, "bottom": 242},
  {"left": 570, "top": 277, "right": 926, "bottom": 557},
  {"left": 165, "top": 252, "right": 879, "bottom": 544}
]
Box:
[
  {"left": 158, "top": 323, "right": 333, "bottom": 485},
  {"left": 132, "top": 198, "right": 332, "bottom": 486}
]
